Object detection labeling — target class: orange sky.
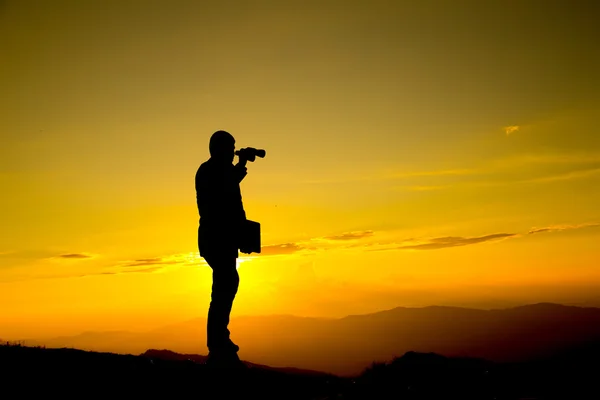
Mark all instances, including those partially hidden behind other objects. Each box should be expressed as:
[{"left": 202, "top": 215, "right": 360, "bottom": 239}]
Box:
[{"left": 1, "top": 0, "right": 600, "bottom": 340}]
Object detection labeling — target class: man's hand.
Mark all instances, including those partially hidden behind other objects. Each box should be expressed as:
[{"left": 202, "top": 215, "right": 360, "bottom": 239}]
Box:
[
  {"left": 233, "top": 162, "right": 247, "bottom": 183},
  {"left": 236, "top": 158, "right": 248, "bottom": 168},
  {"left": 236, "top": 154, "right": 248, "bottom": 167}
]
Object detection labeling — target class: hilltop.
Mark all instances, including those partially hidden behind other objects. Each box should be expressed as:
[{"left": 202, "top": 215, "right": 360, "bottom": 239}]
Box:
[
  {"left": 1, "top": 342, "right": 600, "bottom": 399},
  {"left": 0, "top": 343, "right": 339, "bottom": 399}
]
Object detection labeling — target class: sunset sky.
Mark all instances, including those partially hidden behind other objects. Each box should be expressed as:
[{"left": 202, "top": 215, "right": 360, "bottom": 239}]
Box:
[{"left": 1, "top": 0, "right": 599, "bottom": 340}]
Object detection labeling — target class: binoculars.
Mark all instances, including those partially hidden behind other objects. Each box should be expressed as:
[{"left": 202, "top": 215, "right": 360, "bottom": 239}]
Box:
[{"left": 235, "top": 147, "right": 266, "bottom": 162}]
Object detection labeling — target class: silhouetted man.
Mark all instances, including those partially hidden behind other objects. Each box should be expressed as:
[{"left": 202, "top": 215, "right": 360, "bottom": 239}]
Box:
[{"left": 195, "top": 130, "right": 247, "bottom": 364}]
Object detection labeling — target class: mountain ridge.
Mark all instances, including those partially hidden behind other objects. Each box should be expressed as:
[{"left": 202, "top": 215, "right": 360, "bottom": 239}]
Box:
[
  {"left": 19, "top": 302, "right": 600, "bottom": 375},
  {"left": 2, "top": 342, "right": 600, "bottom": 399}
]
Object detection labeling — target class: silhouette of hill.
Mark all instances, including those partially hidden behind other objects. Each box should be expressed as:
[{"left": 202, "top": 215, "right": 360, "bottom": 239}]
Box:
[
  {"left": 141, "top": 348, "right": 331, "bottom": 376},
  {"left": 23, "top": 303, "right": 600, "bottom": 375},
  {"left": 2, "top": 342, "right": 599, "bottom": 399},
  {"left": 348, "top": 343, "right": 600, "bottom": 399},
  {"left": 0, "top": 343, "right": 339, "bottom": 399}
]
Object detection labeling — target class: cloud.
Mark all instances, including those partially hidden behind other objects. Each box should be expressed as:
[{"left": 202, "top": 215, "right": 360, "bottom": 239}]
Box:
[
  {"left": 529, "top": 222, "right": 600, "bottom": 235},
  {"left": 404, "top": 185, "right": 450, "bottom": 191},
  {"left": 75, "top": 252, "right": 207, "bottom": 278},
  {"left": 301, "top": 168, "right": 476, "bottom": 185},
  {"left": 57, "top": 253, "right": 94, "bottom": 259},
  {"left": 322, "top": 231, "right": 374, "bottom": 241},
  {"left": 504, "top": 125, "right": 519, "bottom": 135},
  {"left": 120, "top": 257, "right": 179, "bottom": 268},
  {"left": 390, "top": 169, "right": 476, "bottom": 178},
  {"left": 110, "top": 252, "right": 207, "bottom": 270},
  {"left": 304, "top": 151, "right": 600, "bottom": 189},
  {"left": 395, "top": 162, "right": 600, "bottom": 192},
  {"left": 256, "top": 230, "right": 379, "bottom": 256},
  {"left": 16, "top": 219, "right": 596, "bottom": 283},
  {"left": 370, "top": 233, "right": 517, "bottom": 251},
  {"left": 259, "top": 243, "right": 305, "bottom": 256},
  {"left": 521, "top": 167, "right": 600, "bottom": 184},
  {"left": 258, "top": 230, "right": 518, "bottom": 255},
  {"left": 367, "top": 221, "right": 600, "bottom": 252},
  {"left": 389, "top": 150, "right": 600, "bottom": 193},
  {"left": 79, "top": 266, "right": 164, "bottom": 277},
  {"left": 499, "top": 153, "right": 600, "bottom": 165}
]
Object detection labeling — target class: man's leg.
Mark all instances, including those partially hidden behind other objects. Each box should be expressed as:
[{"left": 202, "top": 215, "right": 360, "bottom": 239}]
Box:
[{"left": 205, "top": 256, "right": 239, "bottom": 353}]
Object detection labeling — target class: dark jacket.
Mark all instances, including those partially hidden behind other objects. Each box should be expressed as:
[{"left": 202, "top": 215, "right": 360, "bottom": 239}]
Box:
[{"left": 195, "top": 158, "right": 247, "bottom": 258}]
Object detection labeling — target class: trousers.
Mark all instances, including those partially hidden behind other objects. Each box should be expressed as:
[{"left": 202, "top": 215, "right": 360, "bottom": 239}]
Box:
[{"left": 204, "top": 255, "right": 239, "bottom": 352}]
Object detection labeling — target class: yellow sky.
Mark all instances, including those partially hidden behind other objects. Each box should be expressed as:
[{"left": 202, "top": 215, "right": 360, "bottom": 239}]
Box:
[{"left": 1, "top": 0, "right": 600, "bottom": 339}]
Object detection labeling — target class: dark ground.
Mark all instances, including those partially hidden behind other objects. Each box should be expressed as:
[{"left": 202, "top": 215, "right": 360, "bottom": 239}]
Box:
[{"left": 1, "top": 343, "right": 599, "bottom": 399}]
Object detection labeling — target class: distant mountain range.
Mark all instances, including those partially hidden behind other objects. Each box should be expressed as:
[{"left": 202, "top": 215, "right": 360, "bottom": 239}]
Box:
[{"left": 24, "top": 302, "right": 600, "bottom": 375}]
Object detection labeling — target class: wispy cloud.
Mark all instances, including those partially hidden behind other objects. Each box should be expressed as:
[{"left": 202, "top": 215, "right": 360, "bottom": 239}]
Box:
[
  {"left": 395, "top": 163, "right": 600, "bottom": 192},
  {"left": 76, "top": 266, "right": 164, "bottom": 277},
  {"left": 390, "top": 150, "right": 600, "bottom": 192},
  {"left": 322, "top": 231, "right": 374, "bottom": 241},
  {"left": 304, "top": 151, "right": 600, "bottom": 189},
  {"left": 529, "top": 222, "right": 600, "bottom": 235},
  {"left": 255, "top": 230, "right": 377, "bottom": 256},
  {"left": 396, "top": 233, "right": 517, "bottom": 250},
  {"left": 387, "top": 169, "right": 476, "bottom": 179},
  {"left": 302, "top": 168, "right": 476, "bottom": 185},
  {"left": 504, "top": 125, "right": 519, "bottom": 135},
  {"left": 404, "top": 185, "right": 450, "bottom": 191},
  {"left": 57, "top": 253, "right": 94, "bottom": 259},
  {"left": 497, "top": 153, "right": 600, "bottom": 166},
  {"left": 119, "top": 257, "right": 179, "bottom": 268},
  {"left": 9, "top": 219, "right": 598, "bottom": 284},
  {"left": 258, "top": 229, "right": 523, "bottom": 255},
  {"left": 111, "top": 253, "right": 204, "bottom": 271},
  {"left": 260, "top": 243, "right": 305, "bottom": 256},
  {"left": 365, "top": 220, "right": 600, "bottom": 252},
  {"left": 73, "top": 252, "right": 206, "bottom": 279},
  {"left": 520, "top": 167, "right": 600, "bottom": 184}
]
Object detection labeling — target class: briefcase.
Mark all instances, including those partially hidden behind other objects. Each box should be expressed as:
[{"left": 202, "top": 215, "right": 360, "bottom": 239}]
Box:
[{"left": 239, "top": 219, "right": 261, "bottom": 254}]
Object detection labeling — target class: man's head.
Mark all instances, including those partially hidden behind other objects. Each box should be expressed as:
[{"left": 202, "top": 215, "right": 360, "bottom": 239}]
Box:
[{"left": 209, "top": 130, "right": 235, "bottom": 163}]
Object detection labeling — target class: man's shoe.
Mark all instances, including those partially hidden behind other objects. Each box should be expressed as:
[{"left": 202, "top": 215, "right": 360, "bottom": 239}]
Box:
[
  {"left": 206, "top": 350, "right": 246, "bottom": 369},
  {"left": 208, "top": 339, "right": 239, "bottom": 355}
]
